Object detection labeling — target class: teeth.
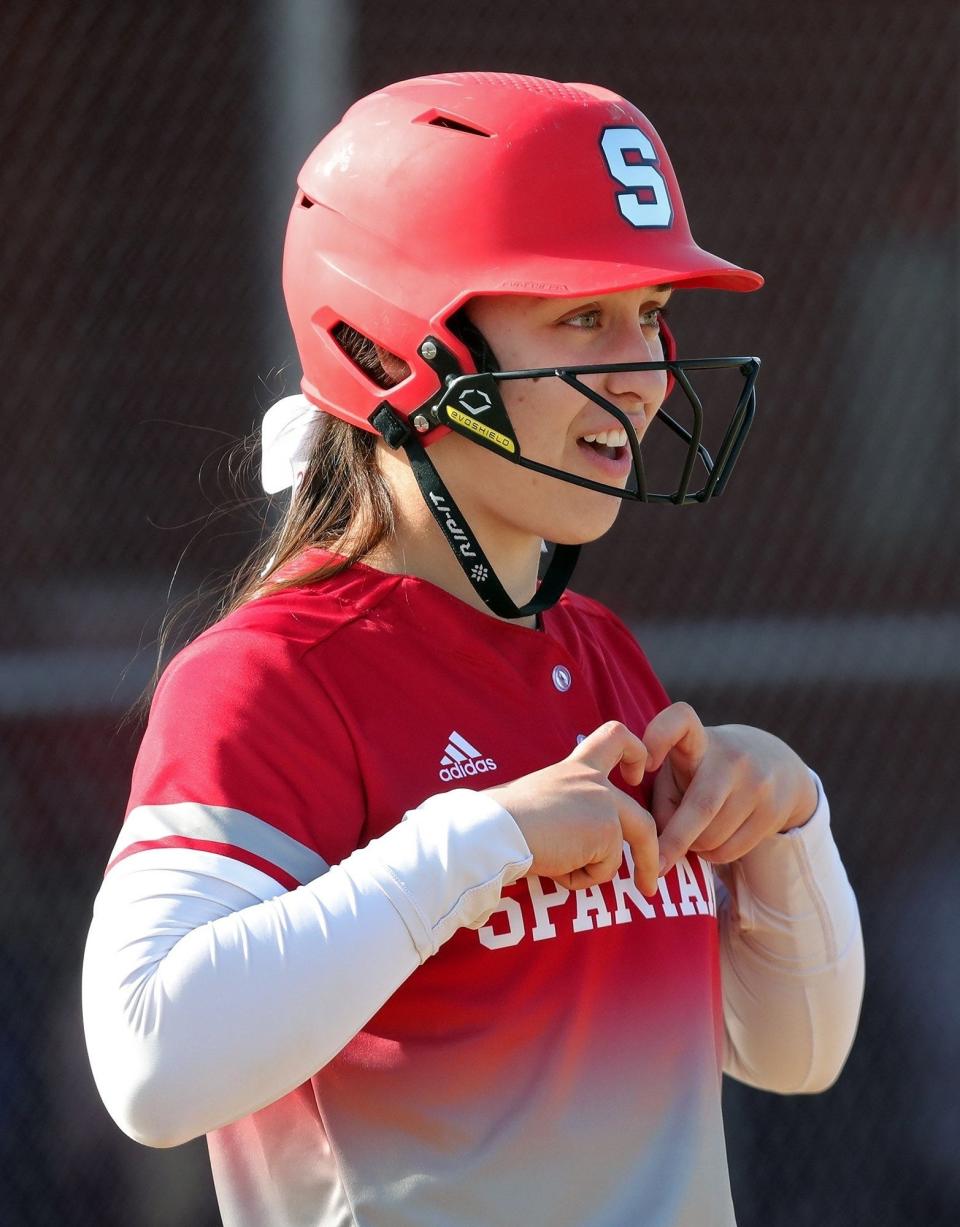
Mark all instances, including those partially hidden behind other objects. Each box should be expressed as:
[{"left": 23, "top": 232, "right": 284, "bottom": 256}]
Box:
[
  {"left": 582, "top": 429, "right": 628, "bottom": 448},
  {"left": 579, "top": 431, "right": 633, "bottom": 451}
]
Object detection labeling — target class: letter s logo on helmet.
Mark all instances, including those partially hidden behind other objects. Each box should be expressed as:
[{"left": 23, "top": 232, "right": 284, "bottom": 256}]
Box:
[{"left": 282, "top": 72, "right": 761, "bottom": 436}]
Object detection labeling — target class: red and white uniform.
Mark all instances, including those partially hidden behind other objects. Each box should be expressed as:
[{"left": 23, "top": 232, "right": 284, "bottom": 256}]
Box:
[{"left": 83, "top": 553, "right": 863, "bottom": 1226}]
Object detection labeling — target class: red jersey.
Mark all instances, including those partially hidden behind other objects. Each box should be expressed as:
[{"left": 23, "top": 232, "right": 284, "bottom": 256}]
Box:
[{"left": 119, "top": 554, "right": 730, "bottom": 1225}]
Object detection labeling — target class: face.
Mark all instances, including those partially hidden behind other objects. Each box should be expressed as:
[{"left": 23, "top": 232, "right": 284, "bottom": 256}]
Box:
[{"left": 425, "top": 286, "right": 673, "bottom": 549}]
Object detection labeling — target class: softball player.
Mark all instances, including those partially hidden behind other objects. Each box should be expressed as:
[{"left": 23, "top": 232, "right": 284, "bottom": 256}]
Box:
[{"left": 83, "top": 73, "right": 864, "bottom": 1226}]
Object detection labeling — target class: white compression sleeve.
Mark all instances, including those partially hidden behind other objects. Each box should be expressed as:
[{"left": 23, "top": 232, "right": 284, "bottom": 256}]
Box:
[
  {"left": 82, "top": 790, "right": 532, "bottom": 1148},
  {"left": 719, "top": 775, "right": 865, "bottom": 1094}
]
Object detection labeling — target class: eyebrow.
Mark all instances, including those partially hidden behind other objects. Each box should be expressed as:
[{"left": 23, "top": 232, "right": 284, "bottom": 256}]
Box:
[
  {"left": 552, "top": 285, "right": 674, "bottom": 315},
  {"left": 571, "top": 285, "right": 673, "bottom": 304}
]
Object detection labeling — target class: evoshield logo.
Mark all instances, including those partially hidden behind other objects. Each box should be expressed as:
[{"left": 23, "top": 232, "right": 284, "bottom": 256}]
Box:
[
  {"left": 458, "top": 388, "right": 492, "bottom": 415},
  {"left": 439, "top": 731, "right": 498, "bottom": 781},
  {"left": 447, "top": 406, "right": 516, "bottom": 454}
]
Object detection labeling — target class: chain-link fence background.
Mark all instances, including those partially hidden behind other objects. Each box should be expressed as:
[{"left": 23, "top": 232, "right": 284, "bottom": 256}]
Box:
[{"left": 1, "top": 1, "right": 957, "bottom": 1223}]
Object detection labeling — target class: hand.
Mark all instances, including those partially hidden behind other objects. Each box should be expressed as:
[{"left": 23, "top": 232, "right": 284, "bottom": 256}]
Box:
[
  {"left": 486, "top": 721, "right": 659, "bottom": 895},
  {"left": 643, "top": 703, "right": 819, "bottom": 876}
]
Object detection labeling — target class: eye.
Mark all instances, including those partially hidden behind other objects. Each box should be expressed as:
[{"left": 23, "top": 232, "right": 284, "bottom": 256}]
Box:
[
  {"left": 560, "top": 302, "right": 670, "bottom": 331},
  {"left": 640, "top": 305, "right": 668, "bottom": 330},
  {"left": 563, "top": 308, "right": 603, "bottom": 329}
]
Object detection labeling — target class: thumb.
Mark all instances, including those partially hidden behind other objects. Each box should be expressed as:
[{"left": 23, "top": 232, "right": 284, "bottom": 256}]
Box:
[{"left": 569, "top": 721, "right": 647, "bottom": 788}]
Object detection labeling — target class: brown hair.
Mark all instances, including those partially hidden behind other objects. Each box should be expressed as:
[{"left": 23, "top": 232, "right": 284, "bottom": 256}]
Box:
[
  {"left": 139, "top": 327, "right": 405, "bottom": 716},
  {"left": 220, "top": 409, "right": 394, "bottom": 615},
  {"left": 222, "top": 323, "right": 408, "bottom": 613}
]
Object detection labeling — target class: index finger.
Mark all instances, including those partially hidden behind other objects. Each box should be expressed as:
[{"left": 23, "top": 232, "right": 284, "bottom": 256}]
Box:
[
  {"left": 616, "top": 791, "right": 659, "bottom": 896},
  {"left": 569, "top": 721, "right": 648, "bottom": 788},
  {"left": 643, "top": 702, "right": 709, "bottom": 775},
  {"left": 657, "top": 768, "right": 734, "bottom": 877}
]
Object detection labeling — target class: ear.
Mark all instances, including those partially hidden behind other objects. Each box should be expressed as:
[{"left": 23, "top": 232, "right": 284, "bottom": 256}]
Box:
[{"left": 375, "top": 345, "right": 412, "bottom": 384}]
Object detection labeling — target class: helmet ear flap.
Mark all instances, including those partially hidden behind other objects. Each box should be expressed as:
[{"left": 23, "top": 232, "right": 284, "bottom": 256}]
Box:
[
  {"left": 660, "top": 315, "right": 677, "bottom": 399},
  {"left": 446, "top": 307, "right": 501, "bottom": 373}
]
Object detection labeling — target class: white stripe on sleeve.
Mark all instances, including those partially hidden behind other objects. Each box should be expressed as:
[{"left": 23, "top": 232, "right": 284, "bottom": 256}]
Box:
[
  {"left": 82, "top": 789, "right": 532, "bottom": 1148},
  {"left": 111, "top": 802, "right": 330, "bottom": 884}
]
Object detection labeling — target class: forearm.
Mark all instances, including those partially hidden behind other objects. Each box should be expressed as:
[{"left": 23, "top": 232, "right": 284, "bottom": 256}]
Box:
[
  {"left": 82, "top": 790, "right": 531, "bottom": 1148},
  {"left": 720, "top": 776, "right": 864, "bottom": 1094}
]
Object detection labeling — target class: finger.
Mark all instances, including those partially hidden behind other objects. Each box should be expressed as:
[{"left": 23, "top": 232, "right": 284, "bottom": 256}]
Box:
[
  {"left": 696, "top": 810, "right": 772, "bottom": 865},
  {"left": 657, "top": 767, "right": 734, "bottom": 877},
  {"left": 688, "top": 791, "right": 755, "bottom": 854},
  {"left": 651, "top": 758, "right": 683, "bottom": 833},
  {"left": 561, "top": 863, "right": 616, "bottom": 891},
  {"left": 569, "top": 721, "right": 647, "bottom": 788},
  {"left": 616, "top": 793, "right": 659, "bottom": 896},
  {"left": 557, "top": 790, "right": 652, "bottom": 891},
  {"left": 557, "top": 836, "right": 626, "bottom": 891},
  {"left": 643, "top": 702, "right": 708, "bottom": 775}
]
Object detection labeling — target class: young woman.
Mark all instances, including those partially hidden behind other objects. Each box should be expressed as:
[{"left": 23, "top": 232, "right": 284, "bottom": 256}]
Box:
[{"left": 83, "top": 73, "right": 864, "bottom": 1226}]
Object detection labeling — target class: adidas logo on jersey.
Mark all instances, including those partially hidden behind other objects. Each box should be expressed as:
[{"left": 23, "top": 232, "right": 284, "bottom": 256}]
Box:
[{"left": 439, "top": 731, "right": 498, "bottom": 781}]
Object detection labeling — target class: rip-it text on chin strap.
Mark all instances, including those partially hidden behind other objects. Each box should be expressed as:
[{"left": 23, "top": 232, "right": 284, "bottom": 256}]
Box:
[{"left": 369, "top": 399, "right": 580, "bottom": 620}]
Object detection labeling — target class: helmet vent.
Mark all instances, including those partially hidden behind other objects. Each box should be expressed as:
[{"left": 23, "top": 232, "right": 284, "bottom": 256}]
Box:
[
  {"left": 331, "top": 321, "right": 407, "bottom": 390},
  {"left": 426, "top": 115, "right": 492, "bottom": 138},
  {"left": 297, "top": 191, "right": 315, "bottom": 209}
]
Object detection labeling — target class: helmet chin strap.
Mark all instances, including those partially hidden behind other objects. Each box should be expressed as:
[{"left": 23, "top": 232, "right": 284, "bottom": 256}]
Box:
[{"left": 369, "top": 402, "right": 580, "bottom": 620}]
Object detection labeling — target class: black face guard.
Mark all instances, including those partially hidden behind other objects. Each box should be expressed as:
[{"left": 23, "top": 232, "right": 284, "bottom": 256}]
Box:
[{"left": 370, "top": 336, "right": 760, "bottom": 620}]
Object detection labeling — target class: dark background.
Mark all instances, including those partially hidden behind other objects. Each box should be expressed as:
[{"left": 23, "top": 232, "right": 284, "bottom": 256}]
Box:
[{"left": 1, "top": 1, "right": 957, "bottom": 1223}]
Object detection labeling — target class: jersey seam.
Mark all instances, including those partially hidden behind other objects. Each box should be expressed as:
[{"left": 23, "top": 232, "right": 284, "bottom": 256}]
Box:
[
  {"left": 298, "top": 655, "right": 376, "bottom": 834},
  {"left": 155, "top": 626, "right": 370, "bottom": 863},
  {"left": 190, "top": 581, "right": 626, "bottom": 674},
  {"left": 312, "top": 1094, "right": 361, "bottom": 1227},
  {"left": 792, "top": 837, "right": 838, "bottom": 966}
]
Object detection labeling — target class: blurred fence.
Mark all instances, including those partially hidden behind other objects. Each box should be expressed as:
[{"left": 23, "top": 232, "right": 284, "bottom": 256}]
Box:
[{"left": 1, "top": 0, "right": 957, "bottom": 1223}]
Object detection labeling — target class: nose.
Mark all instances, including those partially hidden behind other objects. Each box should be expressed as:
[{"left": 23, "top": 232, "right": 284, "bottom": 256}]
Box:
[{"left": 600, "top": 347, "right": 668, "bottom": 423}]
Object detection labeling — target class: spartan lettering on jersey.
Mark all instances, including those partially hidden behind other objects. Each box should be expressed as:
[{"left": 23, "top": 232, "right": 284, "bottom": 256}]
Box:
[
  {"left": 438, "top": 730, "right": 498, "bottom": 781},
  {"left": 477, "top": 848, "right": 717, "bottom": 950},
  {"left": 427, "top": 490, "right": 478, "bottom": 557},
  {"left": 599, "top": 127, "right": 673, "bottom": 229}
]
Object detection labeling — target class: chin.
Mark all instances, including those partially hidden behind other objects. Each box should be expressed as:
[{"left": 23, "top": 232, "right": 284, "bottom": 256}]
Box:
[{"left": 543, "top": 497, "right": 623, "bottom": 546}]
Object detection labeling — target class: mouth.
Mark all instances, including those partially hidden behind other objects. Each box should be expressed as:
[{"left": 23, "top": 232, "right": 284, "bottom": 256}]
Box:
[{"left": 575, "top": 427, "right": 633, "bottom": 479}]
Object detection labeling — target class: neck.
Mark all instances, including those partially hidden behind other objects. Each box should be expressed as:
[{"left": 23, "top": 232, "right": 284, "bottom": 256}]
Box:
[{"left": 363, "top": 449, "right": 542, "bottom": 628}]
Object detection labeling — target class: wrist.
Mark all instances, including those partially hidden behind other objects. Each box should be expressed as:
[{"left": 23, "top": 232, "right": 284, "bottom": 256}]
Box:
[{"left": 778, "top": 769, "right": 819, "bottom": 833}]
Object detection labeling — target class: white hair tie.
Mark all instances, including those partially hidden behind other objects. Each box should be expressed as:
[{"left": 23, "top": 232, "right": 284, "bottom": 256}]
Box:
[{"left": 260, "top": 395, "right": 320, "bottom": 493}]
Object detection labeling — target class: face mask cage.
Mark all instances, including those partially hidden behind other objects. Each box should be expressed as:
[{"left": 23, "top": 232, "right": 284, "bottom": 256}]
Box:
[
  {"left": 412, "top": 342, "right": 761, "bottom": 505},
  {"left": 368, "top": 338, "right": 761, "bottom": 621}
]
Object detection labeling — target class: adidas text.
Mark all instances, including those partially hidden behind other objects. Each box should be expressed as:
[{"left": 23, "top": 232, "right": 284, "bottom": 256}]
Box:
[
  {"left": 439, "top": 757, "right": 498, "bottom": 782},
  {"left": 439, "top": 730, "right": 498, "bottom": 780}
]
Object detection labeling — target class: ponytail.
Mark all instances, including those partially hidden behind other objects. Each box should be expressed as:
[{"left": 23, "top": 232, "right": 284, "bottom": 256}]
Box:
[
  {"left": 221, "top": 411, "right": 394, "bottom": 615},
  {"left": 138, "top": 325, "right": 403, "bottom": 715}
]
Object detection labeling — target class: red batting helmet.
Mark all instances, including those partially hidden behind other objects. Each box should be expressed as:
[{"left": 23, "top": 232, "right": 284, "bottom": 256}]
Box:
[
  {"left": 278, "top": 72, "right": 763, "bottom": 619},
  {"left": 282, "top": 71, "right": 762, "bottom": 434}
]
